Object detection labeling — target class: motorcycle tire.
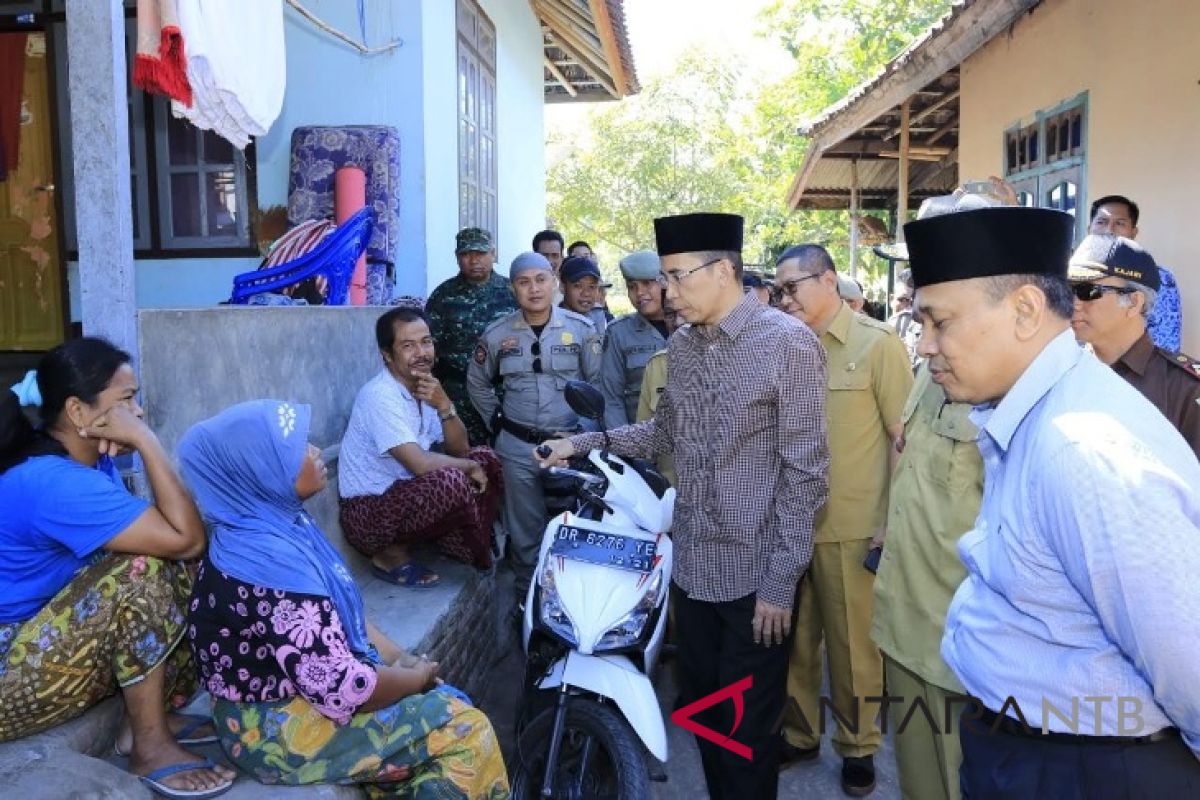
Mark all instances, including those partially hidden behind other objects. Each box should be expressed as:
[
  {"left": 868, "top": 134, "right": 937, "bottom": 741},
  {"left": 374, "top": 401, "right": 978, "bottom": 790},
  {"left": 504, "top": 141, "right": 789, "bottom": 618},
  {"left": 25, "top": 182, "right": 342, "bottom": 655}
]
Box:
[{"left": 510, "top": 699, "right": 650, "bottom": 800}]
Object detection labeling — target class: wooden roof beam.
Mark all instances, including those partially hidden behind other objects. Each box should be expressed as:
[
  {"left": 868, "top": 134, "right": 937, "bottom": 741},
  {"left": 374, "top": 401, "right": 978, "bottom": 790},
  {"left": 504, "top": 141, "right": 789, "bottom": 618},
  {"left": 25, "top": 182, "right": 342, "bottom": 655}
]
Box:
[
  {"left": 588, "top": 0, "right": 630, "bottom": 96},
  {"left": 536, "top": 8, "right": 618, "bottom": 97},
  {"left": 925, "top": 116, "right": 959, "bottom": 145},
  {"left": 544, "top": 55, "right": 579, "bottom": 97},
  {"left": 883, "top": 89, "right": 959, "bottom": 140}
]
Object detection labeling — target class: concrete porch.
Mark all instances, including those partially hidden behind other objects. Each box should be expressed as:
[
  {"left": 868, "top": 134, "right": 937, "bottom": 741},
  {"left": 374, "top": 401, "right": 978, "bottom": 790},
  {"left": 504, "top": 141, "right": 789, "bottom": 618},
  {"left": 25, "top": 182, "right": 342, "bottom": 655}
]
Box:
[{"left": 0, "top": 306, "right": 503, "bottom": 798}]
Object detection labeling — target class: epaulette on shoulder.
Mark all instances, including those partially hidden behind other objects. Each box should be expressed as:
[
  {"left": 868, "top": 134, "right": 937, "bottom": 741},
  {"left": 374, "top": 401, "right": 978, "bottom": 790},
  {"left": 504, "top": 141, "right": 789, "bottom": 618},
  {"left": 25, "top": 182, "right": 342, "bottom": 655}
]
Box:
[
  {"left": 1160, "top": 349, "right": 1200, "bottom": 381},
  {"left": 856, "top": 314, "right": 896, "bottom": 335},
  {"left": 482, "top": 311, "right": 519, "bottom": 335},
  {"left": 559, "top": 308, "right": 594, "bottom": 328}
]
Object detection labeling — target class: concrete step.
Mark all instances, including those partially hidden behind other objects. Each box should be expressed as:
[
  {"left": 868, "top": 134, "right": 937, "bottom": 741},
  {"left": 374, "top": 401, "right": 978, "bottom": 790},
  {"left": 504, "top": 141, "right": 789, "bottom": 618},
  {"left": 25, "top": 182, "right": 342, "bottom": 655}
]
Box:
[{"left": 0, "top": 555, "right": 498, "bottom": 798}]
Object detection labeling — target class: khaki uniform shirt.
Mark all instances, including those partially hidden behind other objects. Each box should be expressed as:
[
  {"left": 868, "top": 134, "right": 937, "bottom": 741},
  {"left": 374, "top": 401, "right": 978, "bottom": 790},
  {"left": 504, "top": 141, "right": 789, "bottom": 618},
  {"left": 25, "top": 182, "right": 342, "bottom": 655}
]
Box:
[
  {"left": 635, "top": 349, "right": 676, "bottom": 485},
  {"left": 816, "top": 302, "right": 914, "bottom": 543},
  {"left": 871, "top": 363, "right": 982, "bottom": 691},
  {"left": 1112, "top": 332, "right": 1200, "bottom": 460}
]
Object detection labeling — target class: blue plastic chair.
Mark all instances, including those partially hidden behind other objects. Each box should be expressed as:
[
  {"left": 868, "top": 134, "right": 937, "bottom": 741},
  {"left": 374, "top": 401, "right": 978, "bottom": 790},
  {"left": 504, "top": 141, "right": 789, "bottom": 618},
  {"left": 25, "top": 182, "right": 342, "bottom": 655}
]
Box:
[{"left": 230, "top": 208, "right": 375, "bottom": 306}]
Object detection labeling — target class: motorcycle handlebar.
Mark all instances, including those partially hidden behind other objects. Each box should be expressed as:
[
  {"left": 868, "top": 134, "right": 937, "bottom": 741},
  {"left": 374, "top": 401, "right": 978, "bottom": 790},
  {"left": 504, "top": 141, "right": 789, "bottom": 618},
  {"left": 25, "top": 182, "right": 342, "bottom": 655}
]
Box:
[{"left": 547, "top": 466, "right": 604, "bottom": 486}]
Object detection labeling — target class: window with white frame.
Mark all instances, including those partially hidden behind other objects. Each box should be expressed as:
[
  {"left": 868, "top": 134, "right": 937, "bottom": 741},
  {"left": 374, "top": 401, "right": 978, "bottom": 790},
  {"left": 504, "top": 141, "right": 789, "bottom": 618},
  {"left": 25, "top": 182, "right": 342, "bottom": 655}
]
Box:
[
  {"left": 456, "top": 0, "right": 498, "bottom": 241},
  {"left": 1003, "top": 94, "right": 1087, "bottom": 232}
]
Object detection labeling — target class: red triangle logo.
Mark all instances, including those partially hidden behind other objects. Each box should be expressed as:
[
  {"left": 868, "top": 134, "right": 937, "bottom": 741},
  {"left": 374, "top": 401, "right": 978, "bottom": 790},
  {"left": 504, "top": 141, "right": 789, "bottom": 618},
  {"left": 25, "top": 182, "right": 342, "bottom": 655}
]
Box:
[{"left": 670, "top": 675, "right": 754, "bottom": 761}]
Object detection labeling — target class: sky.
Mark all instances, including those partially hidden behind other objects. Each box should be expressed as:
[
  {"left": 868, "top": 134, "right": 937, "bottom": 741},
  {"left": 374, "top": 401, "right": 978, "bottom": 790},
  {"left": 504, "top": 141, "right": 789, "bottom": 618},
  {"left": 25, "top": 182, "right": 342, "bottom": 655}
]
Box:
[{"left": 545, "top": 0, "right": 794, "bottom": 132}]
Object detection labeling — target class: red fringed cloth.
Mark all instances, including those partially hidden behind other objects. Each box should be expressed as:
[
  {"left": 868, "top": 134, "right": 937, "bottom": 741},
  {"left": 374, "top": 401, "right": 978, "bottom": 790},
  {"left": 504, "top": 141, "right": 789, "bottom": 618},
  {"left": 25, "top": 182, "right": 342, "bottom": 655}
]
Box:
[{"left": 133, "top": 0, "right": 192, "bottom": 106}]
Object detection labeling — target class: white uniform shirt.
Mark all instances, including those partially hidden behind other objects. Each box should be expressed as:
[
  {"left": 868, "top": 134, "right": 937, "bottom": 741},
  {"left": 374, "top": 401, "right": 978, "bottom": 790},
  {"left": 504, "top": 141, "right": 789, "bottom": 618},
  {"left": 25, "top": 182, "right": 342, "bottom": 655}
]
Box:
[{"left": 338, "top": 370, "right": 443, "bottom": 498}]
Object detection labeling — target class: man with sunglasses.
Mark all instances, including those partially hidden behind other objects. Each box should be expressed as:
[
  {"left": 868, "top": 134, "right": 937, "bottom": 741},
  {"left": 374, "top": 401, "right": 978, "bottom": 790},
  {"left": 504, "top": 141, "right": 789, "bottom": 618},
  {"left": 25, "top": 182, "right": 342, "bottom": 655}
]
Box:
[
  {"left": 1068, "top": 234, "right": 1199, "bottom": 458},
  {"left": 906, "top": 207, "right": 1200, "bottom": 798},
  {"left": 467, "top": 252, "right": 603, "bottom": 603},
  {"left": 772, "top": 244, "right": 913, "bottom": 796},
  {"left": 534, "top": 212, "right": 830, "bottom": 800}
]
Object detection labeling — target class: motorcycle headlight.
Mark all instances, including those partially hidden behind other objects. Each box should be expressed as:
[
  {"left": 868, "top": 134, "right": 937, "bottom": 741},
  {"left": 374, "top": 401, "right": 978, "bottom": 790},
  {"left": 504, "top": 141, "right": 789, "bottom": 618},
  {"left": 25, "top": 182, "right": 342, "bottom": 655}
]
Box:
[
  {"left": 595, "top": 572, "right": 663, "bottom": 652},
  {"left": 538, "top": 564, "right": 578, "bottom": 647}
]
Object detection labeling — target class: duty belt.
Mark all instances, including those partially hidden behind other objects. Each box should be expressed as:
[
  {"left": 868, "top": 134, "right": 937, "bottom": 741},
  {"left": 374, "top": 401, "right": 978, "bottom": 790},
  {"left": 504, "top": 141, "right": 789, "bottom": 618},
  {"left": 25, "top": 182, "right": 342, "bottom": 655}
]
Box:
[{"left": 498, "top": 415, "right": 568, "bottom": 444}]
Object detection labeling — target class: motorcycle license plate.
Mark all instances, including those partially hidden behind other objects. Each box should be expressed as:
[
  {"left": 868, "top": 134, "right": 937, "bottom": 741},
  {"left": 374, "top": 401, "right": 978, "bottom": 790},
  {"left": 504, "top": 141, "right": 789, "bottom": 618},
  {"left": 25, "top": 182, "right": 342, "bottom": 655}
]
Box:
[{"left": 549, "top": 524, "right": 657, "bottom": 574}]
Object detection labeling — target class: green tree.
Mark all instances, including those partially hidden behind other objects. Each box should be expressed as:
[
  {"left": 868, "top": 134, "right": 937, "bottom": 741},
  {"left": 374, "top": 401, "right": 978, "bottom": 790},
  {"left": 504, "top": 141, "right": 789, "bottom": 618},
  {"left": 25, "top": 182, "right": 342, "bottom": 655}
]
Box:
[{"left": 547, "top": 0, "right": 952, "bottom": 295}]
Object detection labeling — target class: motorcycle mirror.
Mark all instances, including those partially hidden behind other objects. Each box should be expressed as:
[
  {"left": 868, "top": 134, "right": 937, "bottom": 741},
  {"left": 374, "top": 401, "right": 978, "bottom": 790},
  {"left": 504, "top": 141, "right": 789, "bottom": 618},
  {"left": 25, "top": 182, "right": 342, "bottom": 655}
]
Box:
[{"left": 564, "top": 380, "right": 605, "bottom": 422}]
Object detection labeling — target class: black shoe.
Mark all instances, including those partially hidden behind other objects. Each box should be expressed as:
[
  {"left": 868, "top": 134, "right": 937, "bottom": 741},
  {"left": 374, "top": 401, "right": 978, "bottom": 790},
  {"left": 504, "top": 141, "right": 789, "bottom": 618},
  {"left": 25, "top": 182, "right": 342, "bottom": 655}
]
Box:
[
  {"left": 777, "top": 738, "right": 820, "bottom": 771},
  {"left": 841, "top": 755, "right": 876, "bottom": 797}
]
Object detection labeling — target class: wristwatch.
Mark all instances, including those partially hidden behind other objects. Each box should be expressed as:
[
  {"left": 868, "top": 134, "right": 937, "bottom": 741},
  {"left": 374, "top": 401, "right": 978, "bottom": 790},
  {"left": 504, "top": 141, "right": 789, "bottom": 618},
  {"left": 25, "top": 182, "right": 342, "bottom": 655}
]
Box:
[{"left": 438, "top": 405, "right": 458, "bottom": 421}]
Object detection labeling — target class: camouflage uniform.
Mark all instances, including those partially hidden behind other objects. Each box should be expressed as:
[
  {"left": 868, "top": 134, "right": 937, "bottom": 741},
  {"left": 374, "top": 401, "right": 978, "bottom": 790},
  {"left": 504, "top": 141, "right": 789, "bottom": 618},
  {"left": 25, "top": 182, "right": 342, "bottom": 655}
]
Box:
[{"left": 426, "top": 229, "right": 518, "bottom": 445}]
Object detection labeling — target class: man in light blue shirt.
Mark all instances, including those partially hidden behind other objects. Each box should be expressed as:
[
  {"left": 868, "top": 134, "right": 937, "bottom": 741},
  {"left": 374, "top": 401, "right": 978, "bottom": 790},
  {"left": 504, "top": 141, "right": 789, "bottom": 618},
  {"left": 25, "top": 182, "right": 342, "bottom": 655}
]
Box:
[{"left": 905, "top": 206, "right": 1200, "bottom": 798}]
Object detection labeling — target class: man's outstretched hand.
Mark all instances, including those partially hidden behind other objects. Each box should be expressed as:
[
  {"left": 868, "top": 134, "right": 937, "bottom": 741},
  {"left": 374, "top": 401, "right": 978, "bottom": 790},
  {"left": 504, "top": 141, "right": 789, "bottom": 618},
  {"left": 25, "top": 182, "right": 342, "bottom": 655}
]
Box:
[{"left": 533, "top": 438, "right": 575, "bottom": 467}]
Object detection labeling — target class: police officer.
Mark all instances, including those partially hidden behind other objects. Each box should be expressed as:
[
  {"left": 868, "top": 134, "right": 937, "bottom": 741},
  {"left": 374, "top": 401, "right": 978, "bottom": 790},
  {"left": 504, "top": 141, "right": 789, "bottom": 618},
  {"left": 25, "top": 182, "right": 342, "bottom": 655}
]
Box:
[
  {"left": 599, "top": 250, "right": 670, "bottom": 429},
  {"left": 558, "top": 255, "right": 610, "bottom": 337},
  {"left": 426, "top": 227, "right": 518, "bottom": 446},
  {"left": 467, "top": 252, "right": 602, "bottom": 600},
  {"left": 1068, "top": 234, "right": 1200, "bottom": 458}
]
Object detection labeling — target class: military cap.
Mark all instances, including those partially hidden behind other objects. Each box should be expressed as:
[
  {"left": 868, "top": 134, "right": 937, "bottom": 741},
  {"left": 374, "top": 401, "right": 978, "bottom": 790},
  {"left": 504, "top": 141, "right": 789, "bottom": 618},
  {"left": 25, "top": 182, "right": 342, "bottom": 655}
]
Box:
[
  {"left": 1068, "top": 234, "right": 1160, "bottom": 290},
  {"left": 619, "top": 250, "right": 662, "bottom": 281},
  {"left": 560, "top": 255, "right": 602, "bottom": 284},
  {"left": 903, "top": 207, "right": 1074, "bottom": 289},
  {"left": 455, "top": 227, "right": 494, "bottom": 254},
  {"left": 654, "top": 212, "right": 743, "bottom": 256}
]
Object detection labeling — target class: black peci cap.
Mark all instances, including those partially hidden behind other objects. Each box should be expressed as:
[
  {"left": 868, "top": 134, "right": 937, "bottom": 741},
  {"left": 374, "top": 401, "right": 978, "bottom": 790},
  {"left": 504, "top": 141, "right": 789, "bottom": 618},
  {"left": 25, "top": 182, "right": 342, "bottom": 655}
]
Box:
[
  {"left": 654, "top": 212, "right": 744, "bottom": 256},
  {"left": 903, "top": 207, "right": 1075, "bottom": 289}
]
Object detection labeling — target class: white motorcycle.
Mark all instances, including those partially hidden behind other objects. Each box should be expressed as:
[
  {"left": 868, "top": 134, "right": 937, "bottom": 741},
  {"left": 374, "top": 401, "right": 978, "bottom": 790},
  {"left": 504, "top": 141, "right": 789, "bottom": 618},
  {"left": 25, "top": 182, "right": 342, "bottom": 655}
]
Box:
[{"left": 512, "top": 381, "right": 675, "bottom": 799}]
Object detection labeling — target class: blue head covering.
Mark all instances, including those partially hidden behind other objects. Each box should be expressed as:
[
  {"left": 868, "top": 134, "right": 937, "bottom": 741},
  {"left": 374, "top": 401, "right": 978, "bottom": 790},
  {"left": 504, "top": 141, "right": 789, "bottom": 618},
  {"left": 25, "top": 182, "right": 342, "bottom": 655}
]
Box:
[{"left": 177, "top": 400, "right": 374, "bottom": 660}]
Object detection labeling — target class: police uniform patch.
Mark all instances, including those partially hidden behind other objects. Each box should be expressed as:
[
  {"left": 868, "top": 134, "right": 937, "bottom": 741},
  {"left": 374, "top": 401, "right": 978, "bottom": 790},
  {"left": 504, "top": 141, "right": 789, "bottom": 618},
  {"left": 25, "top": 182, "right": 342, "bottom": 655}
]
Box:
[
  {"left": 501, "top": 336, "right": 519, "bottom": 350},
  {"left": 589, "top": 339, "right": 603, "bottom": 356},
  {"left": 551, "top": 344, "right": 581, "bottom": 355},
  {"left": 561, "top": 332, "right": 575, "bottom": 346},
  {"left": 473, "top": 342, "right": 487, "bottom": 365}
]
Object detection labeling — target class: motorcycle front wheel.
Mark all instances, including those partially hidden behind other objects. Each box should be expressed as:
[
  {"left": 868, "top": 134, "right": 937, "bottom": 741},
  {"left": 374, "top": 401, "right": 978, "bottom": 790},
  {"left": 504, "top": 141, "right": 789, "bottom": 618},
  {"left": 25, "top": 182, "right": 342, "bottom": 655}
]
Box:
[{"left": 511, "top": 699, "right": 650, "bottom": 800}]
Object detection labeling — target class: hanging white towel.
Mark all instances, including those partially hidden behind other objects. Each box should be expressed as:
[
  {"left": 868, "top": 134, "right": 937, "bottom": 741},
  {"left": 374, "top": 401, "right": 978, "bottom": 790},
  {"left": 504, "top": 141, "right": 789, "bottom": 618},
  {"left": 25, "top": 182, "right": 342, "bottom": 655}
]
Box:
[{"left": 172, "top": 0, "right": 286, "bottom": 149}]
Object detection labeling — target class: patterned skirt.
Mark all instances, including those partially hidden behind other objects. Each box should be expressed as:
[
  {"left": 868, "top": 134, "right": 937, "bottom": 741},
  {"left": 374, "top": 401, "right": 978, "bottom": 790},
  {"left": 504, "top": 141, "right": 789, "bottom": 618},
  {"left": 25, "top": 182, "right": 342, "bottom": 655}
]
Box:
[
  {"left": 340, "top": 446, "right": 503, "bottom": 569},
  {"left": 0, "top": 553, "right": 195, "bottom": 741},
  {"left": 213, "top": 690, "right": 510, "bottom": 799}
]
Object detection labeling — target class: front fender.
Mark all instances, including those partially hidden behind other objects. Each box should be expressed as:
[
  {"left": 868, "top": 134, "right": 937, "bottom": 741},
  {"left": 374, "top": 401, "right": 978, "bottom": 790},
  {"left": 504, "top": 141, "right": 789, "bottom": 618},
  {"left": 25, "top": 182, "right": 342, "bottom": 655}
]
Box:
[{"left": 538, "top": 651, "right": 668, "bottom": 762}]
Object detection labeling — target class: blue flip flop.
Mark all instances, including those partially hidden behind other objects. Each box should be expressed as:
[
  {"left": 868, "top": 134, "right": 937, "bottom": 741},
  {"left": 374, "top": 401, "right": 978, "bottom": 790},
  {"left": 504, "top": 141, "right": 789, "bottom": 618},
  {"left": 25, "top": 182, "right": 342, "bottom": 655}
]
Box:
[
  {"left": 114, "top": 714, "right": 219, "bottom": 757},
  {"left": 372, "top": 561, "right": 440, "bottom": 588},
  {"left": 138, "top": 757, "right": 233, "bottom": 799}
]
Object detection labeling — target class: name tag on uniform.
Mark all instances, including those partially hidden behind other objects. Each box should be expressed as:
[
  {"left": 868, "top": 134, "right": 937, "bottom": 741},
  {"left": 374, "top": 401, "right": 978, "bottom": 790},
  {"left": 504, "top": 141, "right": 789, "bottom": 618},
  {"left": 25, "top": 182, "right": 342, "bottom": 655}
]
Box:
[
  {"left": 499, "top": 347, "right": 523, "bottom": 358},
  {"left": 628, "top": 344, "right": 658, "bottom": 354},
  {"left": 551, "top": 344, "right": 581, "bottom": 355}
]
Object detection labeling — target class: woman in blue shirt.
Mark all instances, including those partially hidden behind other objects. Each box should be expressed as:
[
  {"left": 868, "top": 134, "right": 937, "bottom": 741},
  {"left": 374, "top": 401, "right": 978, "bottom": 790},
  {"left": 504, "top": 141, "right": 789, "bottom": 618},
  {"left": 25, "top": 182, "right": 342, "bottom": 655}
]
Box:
[{"left": 0, "top": 338, "right": 234, "bottom": 799}]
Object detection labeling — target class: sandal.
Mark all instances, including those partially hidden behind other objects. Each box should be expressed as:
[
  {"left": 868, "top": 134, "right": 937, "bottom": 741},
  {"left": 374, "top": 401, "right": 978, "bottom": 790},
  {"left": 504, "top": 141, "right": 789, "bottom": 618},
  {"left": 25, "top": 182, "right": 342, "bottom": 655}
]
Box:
[
  {"left": 114, "top": 714, "right": 219, "bottom": 757},
  {"left": 372, "top": 561, "right": 440, "bottom": 588},
  {"left": 138, "top": 757, "right": 233, "bottom": 799}
]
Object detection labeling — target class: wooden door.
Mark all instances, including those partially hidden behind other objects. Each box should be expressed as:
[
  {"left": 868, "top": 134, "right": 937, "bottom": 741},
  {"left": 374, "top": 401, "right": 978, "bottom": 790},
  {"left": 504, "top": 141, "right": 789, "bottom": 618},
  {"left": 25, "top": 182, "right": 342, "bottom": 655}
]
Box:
[{"left": 0, "top": 31, "right": 64, "bottom": 352}]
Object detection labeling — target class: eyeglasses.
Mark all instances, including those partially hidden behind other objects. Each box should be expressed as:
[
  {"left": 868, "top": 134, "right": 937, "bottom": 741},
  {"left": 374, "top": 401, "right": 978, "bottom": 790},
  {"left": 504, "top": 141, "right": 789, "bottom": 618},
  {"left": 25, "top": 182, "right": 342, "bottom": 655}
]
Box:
[
  {"left": 1070, "top": 282, "right": 1136, "bottom": 302},
  {"left": 769, "top": 272, "right": 823, "bottom": 304},
  {"left": 656, "top": 258, "right": 722, "bottom": 287}
]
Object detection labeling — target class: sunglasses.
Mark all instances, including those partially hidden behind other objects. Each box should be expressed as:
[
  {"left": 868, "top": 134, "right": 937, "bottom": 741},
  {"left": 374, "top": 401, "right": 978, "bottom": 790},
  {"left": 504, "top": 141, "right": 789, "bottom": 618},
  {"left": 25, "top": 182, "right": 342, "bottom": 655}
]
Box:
[
  {"left": 769, "top": 272, "right": 823, "bottom": 305},
  {"left": 1070, "top": 282, "right": 1136, "bottom": 302},
  {"left": 531, "top": 340, "right": 542, "bottom": 374}
]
